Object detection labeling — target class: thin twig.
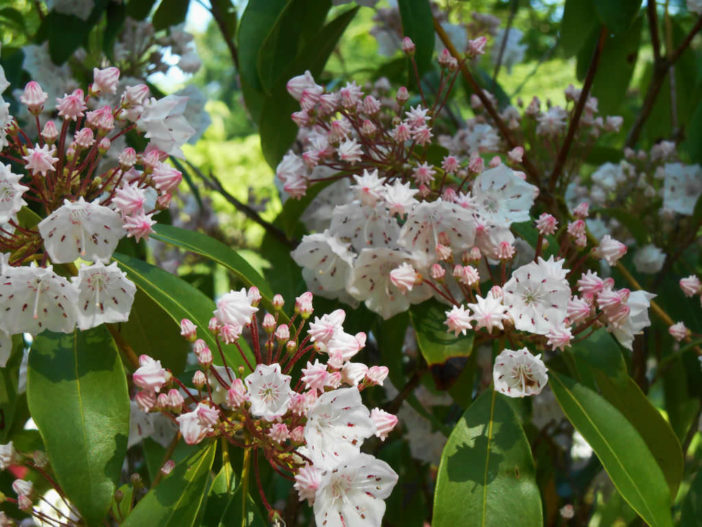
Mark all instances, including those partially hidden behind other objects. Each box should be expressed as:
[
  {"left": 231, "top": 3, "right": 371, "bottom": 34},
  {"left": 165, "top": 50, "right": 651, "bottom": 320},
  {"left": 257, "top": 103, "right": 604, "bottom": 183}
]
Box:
[
  {"left": 492, "top": 0, "right": 519, "bottom": 82},
  {"left": 383, "top": 366, "right": 427, "bottom": 414},
  {"left": 433, "top": 17, "right": 543, "bottom": 191},
  {"left": 548, "top": 27, "right": 607, "bottom": 192},
  {"left": 626, "top": 15, "right": 702, "bottom": 147},
  {"left": 647, "top": 0, "right": 662, "bottom": 63},
  {"left": 107, "top": 324, "right": 140, "bottom": 370},
  {"left": 185, "top": 160, "right": 295, "bottom": 248},
  {"left": 209, "top": 0, "right": 240, "bottom": 71}
]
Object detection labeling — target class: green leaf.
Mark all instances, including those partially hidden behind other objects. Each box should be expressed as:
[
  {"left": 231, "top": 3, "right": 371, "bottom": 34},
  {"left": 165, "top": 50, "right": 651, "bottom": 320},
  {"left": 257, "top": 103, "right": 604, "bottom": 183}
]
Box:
[
  {"left": 27, "top": 327, "right": 130, "bottom": 526},
  {"left": 46, "top": 12, "right": 89, "bottom": 64},
  {"left": 1, "top": 337, "right": 26, "bottom": 443},
  {"left": 433, "top": 389, "right": 542, "bottom": 527},
  {"left": 117, "top": 290, "right": 189, "bottom": 373},
  {"left": 126, "top": 0, "right": 157, "bottom": 20},
  {"left": 374, "top": 312, "right": 409, "bottom": 389},
  {"left": 256, "top": 0, "right": 330, "bottom": 94},
  {"left": 397, "top": 0, "right": 434, "bottom": 76},
  {"left": 237, "top": 0, "right": 288, "bottom": 123},
  {"left": 0, "top": 8, "right": 26, "bottom": 31},
  {"left": 410, "top": 299, "right": 473, "bottom": 366},
  {"left": 679, "top": 469, "right": 702, "bottom": 527},
  {"left": 560, "top": 0, "right": 597, "bottom": 57},
  {"left": 593, "top": 0, "right": 642, "bottom": 33},
  {"left": 590, "top": 15, "right": 643, "bottom": 114},
  {"left": 152, "top": 0, "right": 190, "bottom": 31},
  {"left": 685, "top": 103, "right": 702, "bottom": 163},
  {"left": 549, "top": 372, "right": 673, "bottom": 527},
  {"left": 122, "top": 442, "right": 216, "bottom": 527},
  {"left": 113, "top": 253, "right": 252, "bottom": 371},
  {"left": 103, "top": 1, "right": 127, "bottom": 58},
  {"left": 150, "top": 224, "right": 275, "bottom": 310},
  {"left": 571, "top": 330, "right": 684, "bottom": 496}
]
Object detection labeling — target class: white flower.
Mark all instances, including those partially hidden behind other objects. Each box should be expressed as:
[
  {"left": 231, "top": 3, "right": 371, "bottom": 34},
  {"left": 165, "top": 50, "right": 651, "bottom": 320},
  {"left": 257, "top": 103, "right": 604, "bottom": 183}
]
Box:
[
  {"left": 445, "top": 305, "right": 472, "bottom": 336},
  {"left": 308, "top": 309, "right": 346, "bottom": 345},
  {"left": 595, "top": 234, "right": 627, "bottom": 265},
  {"left": 397, "top": 199, "right": 476, "bottom": 268},
  {"left": 610, "top": 290, "right": 655, "bottom": 350},
  {"left": 468, "top": 292, "right": 508, "bottom": 334},
  {"left": 348, "top": 248, "right": 432, "bottom": 319},
  {"left": 471, "top": 165, "right": 537, "bottom": 227},
  {"left": 313, "top": 453, "right": 398, "bottom": 527},
  {"left": 381, "top": 180, "right": 418, "bottom": 217},
  {"left": 137, "top": 95, "right": 195, "bottom": 158},
  {"left": 72, "top": 262, "right": 136, "bottom": 330},
  {"left": 493, "top": 348, "right": 548, "bottom": 398},
  {"left": 0, "top": 265, "right": 78, "bottom": 335},
  {"left": 304, "top": 387, "right": 375, "bottom": 469},
  {"left": 663, "top": 163, "right": 702, "bottom": 215},
  {"left": 292, "top": 232, "right": 354, "bottom": 295},
  {"left": 214, "top": 288, "right": 258, "bottom": 327},
  {"left": 537, "top": 106, "right": 568, "bottom": 137},
  {"left": 329, "top": 203, "right": 400, "bottom": 253},
  {"left": 244, "top": 363, "right": 293, "bottom": 421},
  {"left": 591, "top": 162, "right": 622, "bottom": 192},
  {"left": 503, "top": 257, "right": 571, "bottom": 335},
  {"left": 295, "top": 464, "right": 322, "bottom": 503},
  {"left": 176, "top": 404, "right": 215, "bottom": 445},
  {"left": 0, "top": 164, "right": 28, "bottom": 223},
  {"left": 351, "top": 169, "right": 384, "bottom": 206},
  {"left": 633, "top": 245, "right": 666, "bottom": 274},
  {"left": 38, "top": 198, "right": 125, "bottom": 263}
]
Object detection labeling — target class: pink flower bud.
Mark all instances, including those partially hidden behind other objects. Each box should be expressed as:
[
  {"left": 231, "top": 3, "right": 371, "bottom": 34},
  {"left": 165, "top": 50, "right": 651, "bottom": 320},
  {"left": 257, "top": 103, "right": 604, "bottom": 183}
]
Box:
[
  {"left": 57, "top": 89, "right": 87, "bottom": 121},
  {"left": 208, "top": 317, "right": 220, "bottom": 333},
  {"left": 41, "top": 121, "right": 59, "bottom": 143},
  {"left": 294, "top": 464, "right": 321, "bottom": 503},
  {"left": 396, "top": 86, "right": 409, "bottom": 104},
  {"left": 430, "top": 263, "right": 446, "bottom": 280},
  {"left": 289, "top": 425, "right": 305, "bottom": 443},
  {"left": 365, "top": 366, "right": 389, "bottom": 386},
  {"left": 118, "top": 147, "right": 137, "bottom": 169},
  {"left": 371, "top": 408, "right": 398, "bottom": 441},
  {"left": 226, "top": 378, "right": 248, "bottom": 407},
  {"left": 669, "top": 322, "right": 689, "bottom": 342},
  {"left": 167, "top": 388, "right": 184, "bottom": 409},
  {"left": 273, "top": 294, "right": 285, "bottom": 310},
  {"left": 93, "top": 67, "right": 120, "bottom": 95},
  {"left": 573, "top": 202, "right": 590, "bottom": 219},
  {"left": 269, "top": 423, "right": 289, "bottom": 443},
  {"left": 507, "top": 146, "right": 524, "bottom": 163},
  {"left": 275, "top": 324, "right": 290, "bottom": 342},
  {"left": 134, "top": 390, "right": 156, "bottom": 412},
  {"left": 401, "top": 36, "right": 416, "bottom": 55},
  {"left": 192, "top": 370, "right": 207, "bottom": 388},
  {"left": 595, "top": 235, "right": 627, "bottom": 265},
  {"left": 133, "top": 355, "right": 169, "bottom": 392},
  {"left": 21, "top": 81, "right": 48, "bottom": 114},
  {"left": 197, "top": 347, "right": 213, "bottom": 367},
  {"left": 469, "top": 154, "right": 484, "bottom": 173},
  {"left": 467, "top": 36, "right": 487, "bottom": 57},
  {"left": 180, "top": 318, "right": 197, "bottom": 341},
  {"left": 535, "top": 213, "right": 557, "bottom": 235},
  {"left": 220, "top": 324, "right": 243, "bottom": 344},
  {"left": 160, "top": 459, "right": 175, "bottom": 475},
  {"left": 680, "top": 275, "right": 701, "bottom": 297},
  {"left": 123, "top": 212, "right": 156, "bottom": 242},
  {"left": 262, "top": 313, "right": 277, "bottom": 333},
  {"left": 152, "top": 163, "right": 182, "bottom": 193},
  {"left": 73, "top": 128, "right": 95, "bottom": 149},
  {"left": 295, "top": 291, "right": 314, "bottom": 317}
]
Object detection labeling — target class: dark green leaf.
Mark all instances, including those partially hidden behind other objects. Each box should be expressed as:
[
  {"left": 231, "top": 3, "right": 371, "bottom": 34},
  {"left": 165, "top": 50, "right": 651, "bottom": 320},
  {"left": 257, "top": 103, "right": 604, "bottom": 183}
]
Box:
[
  {"left": 256, "top": 0, "right": 330, "bottom": 94},
  {"left": 152, "top": 0, "right": 190, "bottom": 30},
  {"left": 550, "top": 372, "right": 673, "bottom": 527},
  {"left": 410, "top": 299, "right": 473, "bottom": 366},
  {"left": 374, "top": 312, "right": 409, "bottom": 389},
  {"left": 397, "top": 0, "right": 434, "bottom": 76},
  {"left": 122, "top": 442, "right": 216, "bottom": 527},
  {"left": 118, "top": 290, "right": 189, "bottom": 373},
  {"left": 46, "top": 12, "right": 89, "bottom": 64},
  {"left": 685, "top": 103, "right": 702, "bottom": 163},
  {"left": 560, "top": 0, "right": 597, "bottom": 57},
  {"left": 1, "top": 336, "right": 26, "bottom": 443},
  {"left": 126, "top": 0, "right": 157, "bottom": 20},
  {"left": 679, "top": 469, "right": 702, "bottom": 527},
  {"left": 590, "top": 16, "right": 643, "bottom": 114},
  {"left": 103, "top": 2, "right": 127, "bottom": 58},
  {"left": 593, "top": 0, "right": 642, "bottom": 33},
  {"left": 150, "top": 224, "right": 276, "bottom": 310},
  {"left": 0, "top": 8, "right": 25, "bottom": 31},
  {"left": 27, "top": 327, "right": 130, "bottom": 526},
  {"left": 237, "top": 0, "right": 288, "bottom": 123},
  {"left": 433, "top": 389, "right": 542, "bottom": 527}
]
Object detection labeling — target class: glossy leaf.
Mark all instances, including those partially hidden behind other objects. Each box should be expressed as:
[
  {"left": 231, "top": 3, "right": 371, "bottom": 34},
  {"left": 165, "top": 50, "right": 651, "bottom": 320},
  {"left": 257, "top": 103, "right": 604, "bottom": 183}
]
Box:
[
  {"left": 397, "top": 0, "right": 434, "bottom": 75},
  {"left": 590, "top": 16, "right": 643, "bottom": 114},
  {"left": 122, "top": 442, "right": 216, "bottom": 527},
  {"left": 27, "top": 328, "right": 130, "bottom": 526},
  {"left": 593, "top": 0, "right": 642, "bottom": 33},
  {"left": 151, "top": 224, "right": 275, "bottom": 308},
  {"left": 113, "top": 253, "right": 252, "bottom": 370},
  {"left": 126, "top": 0, "right": 157, "bottom": 19},
  {"left": 679, "top": 469, "right": 702, "bottom": 527},
  {"left": 0, "top": 336, "right": 26, "bottom": 443},
  {"left": 374, "top": 312, "right": 409, "bottom": 388},
  {"left": 433, "top": 389, "right": 542, "bottom": 527},
  {"left": 549, "top": 372, "right": 673, "bottom": 527},
  {"left": 152, "top": 0, "right": 190, "bottom": 30},
  {"left": 560, "top": 0, "right": 597, "bottom": 57},
  {"left": 237, "top": 0, "right": 288, "bottom": 123},
  {"left": 410, "top": 299, "right": 473, "bottom": 366},
  {"left": 256, "top": 0, "right": 330, "bottom": 94},
  {"left": 117, "top": 290, "right": 189, "bottom": 373}
]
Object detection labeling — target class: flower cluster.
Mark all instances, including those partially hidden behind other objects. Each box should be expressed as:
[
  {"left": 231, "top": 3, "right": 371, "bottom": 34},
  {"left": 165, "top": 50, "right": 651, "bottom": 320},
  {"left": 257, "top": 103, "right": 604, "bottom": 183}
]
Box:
[
  {"left": 131, "top": 289, "right": 399, "bottom": 527},
  {"left": 276, "top": 55, "right": 655, "bottom": 400},
  {"left": 0, "top": 65, "right": 194, "bottom": 363}
]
